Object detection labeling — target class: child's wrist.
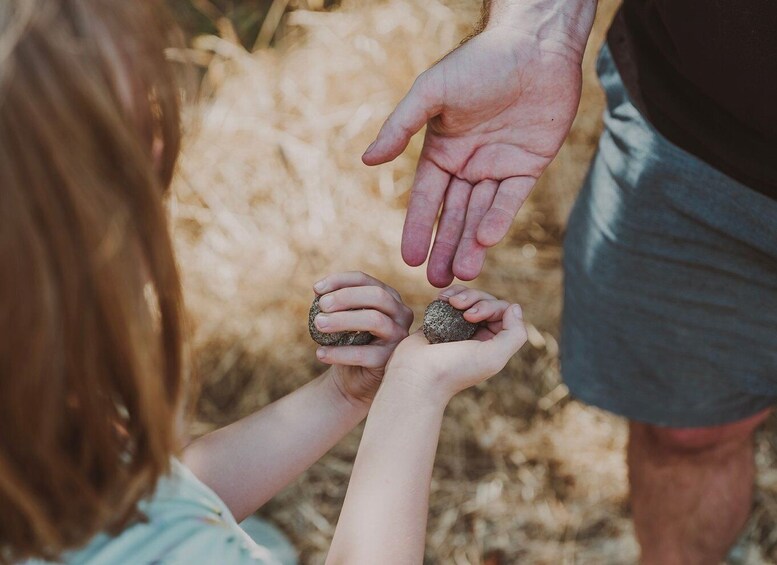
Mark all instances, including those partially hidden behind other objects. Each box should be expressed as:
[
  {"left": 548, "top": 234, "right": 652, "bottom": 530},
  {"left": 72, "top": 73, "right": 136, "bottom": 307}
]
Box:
[
  {"left": 322, "top": 368, "right": 372, "bottom": 418},
  {"left": 381, "top": 369, "right": 454, "bottom": 409}
]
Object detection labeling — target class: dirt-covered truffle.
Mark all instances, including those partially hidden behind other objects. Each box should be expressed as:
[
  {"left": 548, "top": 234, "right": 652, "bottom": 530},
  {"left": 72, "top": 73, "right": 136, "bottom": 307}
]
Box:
[
  {"left": 423, "top": 299, "right": 478, "bottom": 344},
  {"left": 308, "top": 295, "right": 374, "bottom": 347}
]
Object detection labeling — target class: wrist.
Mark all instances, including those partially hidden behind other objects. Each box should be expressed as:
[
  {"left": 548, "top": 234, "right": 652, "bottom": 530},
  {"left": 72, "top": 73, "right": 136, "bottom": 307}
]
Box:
[
  {"left": 380, "top": 368, "right": 454, "bottom": 410},
  {"left": 323, "top": 368, "right": 371, "bottom": 419},
  {"left": 484, "top": 0, "right": 596, "bottom": 60}
]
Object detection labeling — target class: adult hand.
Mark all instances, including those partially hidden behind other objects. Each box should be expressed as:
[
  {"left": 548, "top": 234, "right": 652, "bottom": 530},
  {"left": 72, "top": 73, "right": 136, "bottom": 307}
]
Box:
[{"left": 363, "top": 4, "right": 595, "bottom": 287}]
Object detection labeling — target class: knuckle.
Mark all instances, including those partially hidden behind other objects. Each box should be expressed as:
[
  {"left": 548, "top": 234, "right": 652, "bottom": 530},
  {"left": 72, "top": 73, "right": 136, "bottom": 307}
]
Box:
[
  {"left": 345, "top": 270, "right": 366, "bottom": 283},
  {"left": 390, "top": 323, "right": 408, "bottom": 341},
  {"left": 387, "top": 286, "right": 402, "bottom": 303},
  {"left": 372, "top": 286, "right": 391, "bottom": 303},
  {"left": 367, "top": 310, "right": 385, "bottom": 329}
]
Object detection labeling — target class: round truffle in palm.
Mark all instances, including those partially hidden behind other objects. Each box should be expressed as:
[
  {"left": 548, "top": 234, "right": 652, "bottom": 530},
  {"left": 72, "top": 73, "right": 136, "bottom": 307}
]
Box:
[{"left": 422, "top": 299, "right": 478, "bottom": 344}]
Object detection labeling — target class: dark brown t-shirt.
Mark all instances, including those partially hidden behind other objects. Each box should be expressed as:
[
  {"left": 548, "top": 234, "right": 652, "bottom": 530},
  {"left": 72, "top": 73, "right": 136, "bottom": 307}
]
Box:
[{"left": 608, "top": 0, "right": 777, "bottom": 199}]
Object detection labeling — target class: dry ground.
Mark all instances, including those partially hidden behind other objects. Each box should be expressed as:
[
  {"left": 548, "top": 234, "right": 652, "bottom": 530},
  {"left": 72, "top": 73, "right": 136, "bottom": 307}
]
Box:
[{"left": 171, "top": 1, "right": 777, "bottom": 562}]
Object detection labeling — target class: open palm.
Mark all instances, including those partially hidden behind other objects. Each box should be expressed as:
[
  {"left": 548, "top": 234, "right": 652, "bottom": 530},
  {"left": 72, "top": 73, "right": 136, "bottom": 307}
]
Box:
[{"left": 363, "top": 27, "right": 584, "bottom": 287}]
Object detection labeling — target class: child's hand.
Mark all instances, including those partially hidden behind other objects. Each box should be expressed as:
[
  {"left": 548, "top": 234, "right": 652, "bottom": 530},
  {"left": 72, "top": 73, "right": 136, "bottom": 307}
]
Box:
[
  {"left": 313, "top": 272, "right": 414, "bottom": 405},
  {"left": 385, "top": 285, "right": 527, "bottom": 403}
]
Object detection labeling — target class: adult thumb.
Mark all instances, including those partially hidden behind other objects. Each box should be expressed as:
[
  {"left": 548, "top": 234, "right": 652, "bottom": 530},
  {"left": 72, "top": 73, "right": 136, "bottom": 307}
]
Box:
[{"left": 362, "top": 71, "right": 442, "bottom": 165}]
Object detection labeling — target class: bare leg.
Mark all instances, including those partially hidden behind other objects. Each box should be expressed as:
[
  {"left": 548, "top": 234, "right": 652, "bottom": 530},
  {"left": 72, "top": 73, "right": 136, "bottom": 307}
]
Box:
[{"left": 628, "top": 409, "right": 771, "bottom": 565}]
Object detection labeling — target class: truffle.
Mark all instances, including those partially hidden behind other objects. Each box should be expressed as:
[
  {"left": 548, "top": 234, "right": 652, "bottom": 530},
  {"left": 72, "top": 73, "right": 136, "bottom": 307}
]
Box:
[
  {"left": 423, "top": 299, "right": 478, "bottom": 344},
  {"left": 308, "top": 295, "right": 374, "bottom": 347}
]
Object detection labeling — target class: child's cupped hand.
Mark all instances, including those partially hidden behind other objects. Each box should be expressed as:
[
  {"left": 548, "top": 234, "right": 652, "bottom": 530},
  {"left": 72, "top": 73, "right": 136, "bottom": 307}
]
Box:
[
  {"left": 312, "top": 271, "right": 414, "bottom": 405},
  {"left": 384, "top": 285, "right": 528, "bottom": 403}
]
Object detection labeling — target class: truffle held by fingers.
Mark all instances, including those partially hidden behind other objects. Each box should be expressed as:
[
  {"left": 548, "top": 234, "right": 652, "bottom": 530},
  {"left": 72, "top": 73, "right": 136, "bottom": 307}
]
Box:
[{"left": 308, "top": 295, "right": 374, "bottom": 347}]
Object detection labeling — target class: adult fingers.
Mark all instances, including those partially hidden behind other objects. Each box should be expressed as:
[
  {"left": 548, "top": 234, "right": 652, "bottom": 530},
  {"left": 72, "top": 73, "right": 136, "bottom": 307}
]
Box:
[
  {"left": 362, "top": 70, "right": 443, "bottom": 166},
  {"left": 316, "top": 345, "right": 390, "bottom": 369},
  {"left": 314, "top": 271, "right": 402, "bottom": 302},
  {"left": 317, "top": 285, "right": 413, "bottom": 329},
  {"left": 476, "top": 176, "right": 534, "bottom": 247},
  {"left": 314, "top": 310, "right": 408, "bottom": 343},
  {"left": 427, "top": 178, "right": 471, "bottom": 288},
  {"left": 453, "top": 179, "right": 498, "bottom": 281},
  {"left": 401, "top": 155, "right": 451, "bottom": 267}
]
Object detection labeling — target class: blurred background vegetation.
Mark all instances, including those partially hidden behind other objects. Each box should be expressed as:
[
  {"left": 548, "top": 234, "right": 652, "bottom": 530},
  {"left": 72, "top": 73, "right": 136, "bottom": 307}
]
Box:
[{"left": 168, "top": 0, "right": 340, "bottom": 48}]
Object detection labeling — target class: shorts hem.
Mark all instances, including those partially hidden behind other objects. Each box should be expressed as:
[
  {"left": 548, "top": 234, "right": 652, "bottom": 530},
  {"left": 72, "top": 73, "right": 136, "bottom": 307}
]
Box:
[{"left": 565, "top": 377, "right": 777, "bottom": 428}]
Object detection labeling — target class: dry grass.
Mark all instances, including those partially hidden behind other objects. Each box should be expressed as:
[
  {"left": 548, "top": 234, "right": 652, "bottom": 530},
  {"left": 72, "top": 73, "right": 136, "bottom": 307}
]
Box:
[{"left": 170, "top": 1, "right": 777, "bottom": 563}]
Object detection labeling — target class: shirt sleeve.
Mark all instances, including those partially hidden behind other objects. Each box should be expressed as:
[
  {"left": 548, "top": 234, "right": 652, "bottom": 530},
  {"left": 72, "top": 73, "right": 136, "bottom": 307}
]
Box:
[
  {"left": 65, "top": 460, "right": 287, "bottom": 565},
  {"left": 147, "top": 518, "right": 282, "bottom": 565}
]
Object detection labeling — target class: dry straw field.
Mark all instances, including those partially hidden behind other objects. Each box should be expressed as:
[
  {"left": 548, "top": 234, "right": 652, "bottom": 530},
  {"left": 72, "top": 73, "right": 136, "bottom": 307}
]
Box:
[{"left": 171, "top": 0, "right": 777, "bottom": 562}]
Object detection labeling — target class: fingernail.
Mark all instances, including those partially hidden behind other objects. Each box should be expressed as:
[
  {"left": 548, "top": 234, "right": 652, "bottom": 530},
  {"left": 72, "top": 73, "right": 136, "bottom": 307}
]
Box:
[
  {"left": 315, "top": 314, "right": 329, "bottom": 329},
  {"left": 319, "top": 294, "right": 333, "bottom": 310},
  {"left": 316, "top": 348, "right": 327, "bottom": 359},
  {"left": 439, "top": 289, "right": 456, "bottom": 298},
  {"left": 363, "top": 140, "right": 377, "bottom": 155},
  {"left": 454, "top": 292, "right": 468, "bottom": 302},
  {"left": 467, "top": 306, "right": 479, "bottom": 315},
  {"left": 313, "top": 279, "right": 326, "bottom": 293},
  {"left": 511, "top": 304, "right": 522, "bottom": 318}
]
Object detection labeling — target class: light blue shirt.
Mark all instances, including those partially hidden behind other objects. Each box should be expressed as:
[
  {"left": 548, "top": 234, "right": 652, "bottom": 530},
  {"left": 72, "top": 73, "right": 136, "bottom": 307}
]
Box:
[{"left": 25, "top": 460, "right": 279, "bottom": 564}]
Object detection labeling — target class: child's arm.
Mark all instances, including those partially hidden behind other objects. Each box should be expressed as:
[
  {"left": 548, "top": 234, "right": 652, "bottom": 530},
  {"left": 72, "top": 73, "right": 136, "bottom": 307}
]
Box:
[
  {"left": 183, "top": 272, "right": 413, "bottom": 522},
  {"left": 327, "top": 288, "right": 527, "bottom": 564}
]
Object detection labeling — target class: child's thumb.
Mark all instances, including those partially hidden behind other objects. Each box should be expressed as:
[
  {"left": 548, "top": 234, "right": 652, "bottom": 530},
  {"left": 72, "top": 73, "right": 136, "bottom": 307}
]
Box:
[
  {"left": 483, "top": 304, "right": 527, "bottom": 365},
  {"left": 503, "top": 303, "right": 525, "bottom": 332}
]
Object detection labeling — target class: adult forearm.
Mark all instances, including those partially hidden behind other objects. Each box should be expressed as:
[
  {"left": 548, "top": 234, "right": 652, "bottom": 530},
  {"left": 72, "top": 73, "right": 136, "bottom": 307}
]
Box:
[
  {"left": 326, "top": 378, "right": 448, "bottom": 565},
  {"left": 183, "top": 370, "right": 369, "bottom": 522},
  {"left": 481, "top": 0, "right": 597, "bottom": 59}
]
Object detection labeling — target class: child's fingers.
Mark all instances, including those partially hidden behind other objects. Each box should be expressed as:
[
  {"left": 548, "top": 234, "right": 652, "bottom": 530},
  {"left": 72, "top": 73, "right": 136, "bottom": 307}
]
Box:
[
  {"left": 437, "top": 284, "right": 469, "bottom": 300},
  {"left": 317, "top": 286, "right": 413, "bottom": 328},
  {"left": 462, "top": 298, "right": 511, "bottom": 324},
  {"left": 446, "top": 288, "right": 498, "bottom": 310},
  {"left": 316, "top": 345, "right": 389, "bottom": 369},
  {"left": 472, "top": 326, "right": 498, "bottom": 342},
  {"left": 314, "top": 271, "right": 402, "bottom": 302},
  {"left": 477, "top": 304, "right": 527, "bottom": 368},
  {"left": 314, "top": 310, "right": 408, "bottom": 343}
]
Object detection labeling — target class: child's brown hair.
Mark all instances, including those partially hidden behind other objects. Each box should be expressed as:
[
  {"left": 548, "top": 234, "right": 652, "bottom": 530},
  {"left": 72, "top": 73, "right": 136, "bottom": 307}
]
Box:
[{"left": 0, "top": 1, "right": 186, "bottom": 561}]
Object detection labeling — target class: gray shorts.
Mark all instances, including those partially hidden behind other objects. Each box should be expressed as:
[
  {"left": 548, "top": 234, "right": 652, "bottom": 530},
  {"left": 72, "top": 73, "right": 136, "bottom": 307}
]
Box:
[{"left": 561, "top": 44, "right": 777, "bottom": 428}]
